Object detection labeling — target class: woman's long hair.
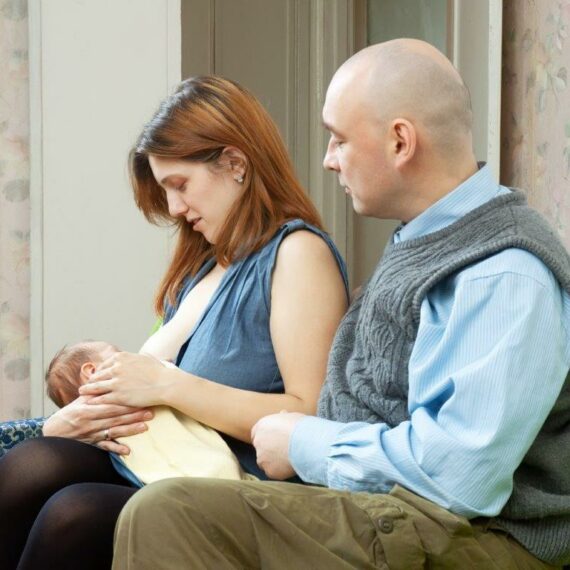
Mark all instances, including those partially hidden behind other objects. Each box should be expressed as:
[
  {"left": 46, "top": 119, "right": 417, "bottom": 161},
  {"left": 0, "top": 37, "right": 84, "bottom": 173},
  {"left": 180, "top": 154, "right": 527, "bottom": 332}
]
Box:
[{"left": 130, "top": 76, "right": 324, "bottom": 316}]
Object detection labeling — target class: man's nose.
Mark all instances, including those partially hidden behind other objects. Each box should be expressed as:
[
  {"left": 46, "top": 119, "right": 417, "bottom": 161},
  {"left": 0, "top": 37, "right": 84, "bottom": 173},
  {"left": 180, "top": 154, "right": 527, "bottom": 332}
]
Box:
[
  {"left": 323, "top": 138, "right": 339, "bottom": 171},
  {"left": 166, "top": 191, "right": 188, "bottom": 217}
]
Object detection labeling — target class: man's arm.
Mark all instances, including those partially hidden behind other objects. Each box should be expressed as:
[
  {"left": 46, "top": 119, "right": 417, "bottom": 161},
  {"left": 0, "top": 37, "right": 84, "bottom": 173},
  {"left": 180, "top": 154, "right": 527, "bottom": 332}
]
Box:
[{"left": 288, "top": 249, "right": 569, "bottom": 518}]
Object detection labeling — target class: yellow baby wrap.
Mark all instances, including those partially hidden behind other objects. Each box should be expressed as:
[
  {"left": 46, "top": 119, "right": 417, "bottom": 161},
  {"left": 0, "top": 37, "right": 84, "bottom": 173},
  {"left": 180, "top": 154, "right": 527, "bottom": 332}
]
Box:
[{"left": 117, "top": 406, "right": 250, "bottom": 484}]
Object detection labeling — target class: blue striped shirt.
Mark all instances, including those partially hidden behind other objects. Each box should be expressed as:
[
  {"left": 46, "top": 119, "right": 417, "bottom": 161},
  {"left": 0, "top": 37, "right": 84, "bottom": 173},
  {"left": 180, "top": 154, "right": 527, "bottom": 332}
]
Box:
[{"left": 289, "top": 164, "right": 570, "bottom": 518}]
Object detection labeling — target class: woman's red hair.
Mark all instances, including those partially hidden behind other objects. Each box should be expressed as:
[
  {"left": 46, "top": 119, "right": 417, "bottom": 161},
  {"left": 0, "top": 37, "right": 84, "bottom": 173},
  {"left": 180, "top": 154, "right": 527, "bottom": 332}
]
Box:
[{"left": 130, "top": 76, "right": 324, "bottom": 316}]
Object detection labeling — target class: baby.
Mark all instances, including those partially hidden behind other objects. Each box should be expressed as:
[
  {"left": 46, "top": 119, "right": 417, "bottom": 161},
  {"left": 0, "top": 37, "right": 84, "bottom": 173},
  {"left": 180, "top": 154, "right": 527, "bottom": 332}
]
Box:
[{"left": 45, "top": 340, "right": 248, "bottom": 485}]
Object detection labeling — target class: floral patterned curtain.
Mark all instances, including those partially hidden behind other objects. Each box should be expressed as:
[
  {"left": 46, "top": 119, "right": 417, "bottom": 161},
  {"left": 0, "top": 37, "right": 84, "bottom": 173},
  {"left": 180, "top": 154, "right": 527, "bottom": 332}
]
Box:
[
  {"left": 0, "top": 0, "right": 30, "bottom": 420},
  {"left": 501, "top": 0, "right": 570, "bottom": 246}
]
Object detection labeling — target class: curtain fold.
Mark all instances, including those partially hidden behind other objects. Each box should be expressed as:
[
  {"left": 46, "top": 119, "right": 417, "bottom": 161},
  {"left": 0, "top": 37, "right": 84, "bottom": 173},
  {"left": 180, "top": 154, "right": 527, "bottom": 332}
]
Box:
[
  {"left": 501, "top": 0, "right": 570, "bottom": 248},
  {"left": 0, "top": 0, "right": 31, "bottom": 420}
]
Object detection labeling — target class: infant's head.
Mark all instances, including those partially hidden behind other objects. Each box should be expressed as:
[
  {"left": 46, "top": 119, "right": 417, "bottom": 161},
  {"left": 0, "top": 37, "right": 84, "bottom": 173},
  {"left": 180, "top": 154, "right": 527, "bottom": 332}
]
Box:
[{"left": 45, "top": 341, "right": 119, "bottom": 407}]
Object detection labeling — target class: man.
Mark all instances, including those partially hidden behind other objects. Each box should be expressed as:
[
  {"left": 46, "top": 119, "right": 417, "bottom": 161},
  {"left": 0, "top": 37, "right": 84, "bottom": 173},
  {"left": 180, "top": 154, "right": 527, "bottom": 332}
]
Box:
[{"left": 112, "top": 39, "right": 570, "bottom": 569}]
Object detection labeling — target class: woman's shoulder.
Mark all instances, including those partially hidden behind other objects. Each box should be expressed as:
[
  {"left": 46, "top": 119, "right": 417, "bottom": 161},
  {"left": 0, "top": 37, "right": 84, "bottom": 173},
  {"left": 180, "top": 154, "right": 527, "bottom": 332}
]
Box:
[
  {"left": 269, "top": 220, "right": 342, "bottom": 268},
  {"left": 273, "top": 224, "right": 349, "bottom": 295},
  {"left": 276, "top": 228, "right": 335, "bottom": 261}
]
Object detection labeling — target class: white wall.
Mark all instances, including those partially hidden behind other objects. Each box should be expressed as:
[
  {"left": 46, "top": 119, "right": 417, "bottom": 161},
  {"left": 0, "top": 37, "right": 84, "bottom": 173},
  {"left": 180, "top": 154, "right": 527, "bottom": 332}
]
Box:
[{"left": 29, "top": 0, "right": 180, "bottom": 416}]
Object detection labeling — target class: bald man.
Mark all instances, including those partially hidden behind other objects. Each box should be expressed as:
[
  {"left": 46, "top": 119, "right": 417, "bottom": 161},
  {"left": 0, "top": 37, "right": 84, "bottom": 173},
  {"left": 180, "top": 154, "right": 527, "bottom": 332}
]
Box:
[{"left": 113, "top": 40, "right": 570, "bottom": 569}]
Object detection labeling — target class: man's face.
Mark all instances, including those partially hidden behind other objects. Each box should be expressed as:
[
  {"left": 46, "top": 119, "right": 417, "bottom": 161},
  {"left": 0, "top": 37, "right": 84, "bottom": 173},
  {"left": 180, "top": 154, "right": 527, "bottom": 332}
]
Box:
[{"left": 322, "top": 75, "right": 398, "bottom": 219}]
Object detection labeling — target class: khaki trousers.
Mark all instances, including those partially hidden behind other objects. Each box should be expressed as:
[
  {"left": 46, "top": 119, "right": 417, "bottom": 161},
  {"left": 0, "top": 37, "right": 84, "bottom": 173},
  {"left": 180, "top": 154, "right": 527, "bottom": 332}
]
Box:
[{"left": 113, "top": 478, "right": 560, "bottom": 570}]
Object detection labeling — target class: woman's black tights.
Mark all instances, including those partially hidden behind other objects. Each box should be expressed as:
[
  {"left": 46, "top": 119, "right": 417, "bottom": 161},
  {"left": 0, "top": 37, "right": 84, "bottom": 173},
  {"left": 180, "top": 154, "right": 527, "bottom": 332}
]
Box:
[{"left": 0, "top": 437, "right": 137, "bottom": 570}]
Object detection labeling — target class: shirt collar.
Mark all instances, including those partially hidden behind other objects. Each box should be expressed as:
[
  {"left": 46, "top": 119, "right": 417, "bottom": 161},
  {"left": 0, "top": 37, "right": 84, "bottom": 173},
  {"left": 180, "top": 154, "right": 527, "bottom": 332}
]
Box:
[{"left": 393, "top": 163, "right": 508, "bottom": 244}]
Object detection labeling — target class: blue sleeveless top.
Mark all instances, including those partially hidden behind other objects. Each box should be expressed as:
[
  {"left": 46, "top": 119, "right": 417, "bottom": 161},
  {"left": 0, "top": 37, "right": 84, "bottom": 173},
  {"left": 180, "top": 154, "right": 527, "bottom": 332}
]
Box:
[{"left": 165, "top": 219, "right": 349, "bottom": 479}]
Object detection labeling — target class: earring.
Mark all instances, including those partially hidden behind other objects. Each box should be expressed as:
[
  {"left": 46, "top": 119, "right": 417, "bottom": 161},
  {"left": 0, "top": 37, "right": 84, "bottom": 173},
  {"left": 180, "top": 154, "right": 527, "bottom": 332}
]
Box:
[{"left": 235, "top": 175, "right": 244, "bottom": 184}]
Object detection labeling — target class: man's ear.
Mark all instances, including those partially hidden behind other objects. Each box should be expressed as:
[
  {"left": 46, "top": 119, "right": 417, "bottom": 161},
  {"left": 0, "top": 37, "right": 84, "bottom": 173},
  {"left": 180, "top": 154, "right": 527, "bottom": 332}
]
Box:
[
  {"left": 221, "top": 146, "right": 248, "bottom": 179},
  {"left": 390, "top": 118, "right": 416, "bottom": 168},
  {"left": 79, "top": 362, "right": 97, "bottom": 383}
]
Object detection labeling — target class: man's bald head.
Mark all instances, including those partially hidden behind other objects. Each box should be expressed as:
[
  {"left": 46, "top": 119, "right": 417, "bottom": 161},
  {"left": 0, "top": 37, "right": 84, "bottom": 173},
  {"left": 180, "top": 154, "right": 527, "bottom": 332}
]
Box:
[
  {"left": 322, "top": 39, "right": 478, "bottom": 221},
  {"left": 330, "top": 39, "right": 473, "bottom": 159}
]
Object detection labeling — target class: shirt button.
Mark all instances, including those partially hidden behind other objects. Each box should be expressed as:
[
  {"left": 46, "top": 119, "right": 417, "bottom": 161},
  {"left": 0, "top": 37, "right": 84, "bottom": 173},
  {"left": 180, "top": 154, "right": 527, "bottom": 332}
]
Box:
[{"left": 378, "top": 517, "right": 394, "bottom": 534}]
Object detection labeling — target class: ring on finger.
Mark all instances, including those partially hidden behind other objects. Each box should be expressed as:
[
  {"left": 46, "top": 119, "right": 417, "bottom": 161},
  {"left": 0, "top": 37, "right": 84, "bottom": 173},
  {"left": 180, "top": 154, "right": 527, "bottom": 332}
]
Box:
[{"left": 104, "top": 428, "right": 111, "bottom": 441}]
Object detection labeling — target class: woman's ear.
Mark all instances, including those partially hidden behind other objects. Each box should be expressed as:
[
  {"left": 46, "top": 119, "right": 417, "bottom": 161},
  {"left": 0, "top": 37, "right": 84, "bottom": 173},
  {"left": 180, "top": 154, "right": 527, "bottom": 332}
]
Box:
[
  {"left": 221, "top": 146, "right": 247, "bottom": 182},
  {"left": 79, "top": 362, "right": 97, "bottom": 383}
]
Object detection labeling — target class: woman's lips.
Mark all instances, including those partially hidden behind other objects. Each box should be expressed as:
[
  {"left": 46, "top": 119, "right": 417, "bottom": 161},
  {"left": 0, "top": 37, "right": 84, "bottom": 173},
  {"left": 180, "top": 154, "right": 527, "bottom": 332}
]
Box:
[{"left": 188, "top": 217, "right": 202, "bottom": 229}]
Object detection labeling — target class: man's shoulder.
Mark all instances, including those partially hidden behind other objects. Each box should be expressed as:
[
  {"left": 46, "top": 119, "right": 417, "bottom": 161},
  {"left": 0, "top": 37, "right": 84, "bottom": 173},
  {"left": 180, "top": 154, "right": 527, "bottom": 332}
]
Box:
[{"left": 456, "top": 247, "right": 558, "bottom": 291}]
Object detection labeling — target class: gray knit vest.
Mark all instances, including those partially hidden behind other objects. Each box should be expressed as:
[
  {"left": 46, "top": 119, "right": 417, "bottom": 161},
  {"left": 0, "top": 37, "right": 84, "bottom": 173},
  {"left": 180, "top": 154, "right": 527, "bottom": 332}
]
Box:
[{"left": 318, "top": 190, "right": 570, "bottom": 565}]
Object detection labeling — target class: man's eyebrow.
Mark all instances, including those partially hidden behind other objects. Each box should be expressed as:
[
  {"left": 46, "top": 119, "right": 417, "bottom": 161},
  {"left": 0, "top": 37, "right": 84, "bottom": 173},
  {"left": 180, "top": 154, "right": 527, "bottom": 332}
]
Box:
[{"left": 322, "top": 121, "right": 343, "bottom": 137}]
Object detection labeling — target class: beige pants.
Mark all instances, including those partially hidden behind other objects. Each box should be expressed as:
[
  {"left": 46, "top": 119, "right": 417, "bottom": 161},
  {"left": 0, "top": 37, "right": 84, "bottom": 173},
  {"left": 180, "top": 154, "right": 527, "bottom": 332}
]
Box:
[{"left": 113, "top": 478, "right": 561, "bottom": 569}]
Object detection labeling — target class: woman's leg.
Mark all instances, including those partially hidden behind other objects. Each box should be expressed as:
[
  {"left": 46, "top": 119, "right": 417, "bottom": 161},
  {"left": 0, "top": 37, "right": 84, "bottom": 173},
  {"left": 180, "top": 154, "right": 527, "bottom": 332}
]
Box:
[
  {"left": 0, "top": 437, "right": 133, "bottom": 569},
  {"left": 18, "top": 482, "right": 137, "bottom": 570}
]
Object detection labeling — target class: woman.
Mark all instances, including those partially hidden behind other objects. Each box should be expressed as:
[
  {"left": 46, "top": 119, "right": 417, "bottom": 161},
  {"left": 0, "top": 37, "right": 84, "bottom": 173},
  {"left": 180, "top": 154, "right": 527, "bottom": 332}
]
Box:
[{"left": 0, "top": 76, "right": 348, "bottom": 569}]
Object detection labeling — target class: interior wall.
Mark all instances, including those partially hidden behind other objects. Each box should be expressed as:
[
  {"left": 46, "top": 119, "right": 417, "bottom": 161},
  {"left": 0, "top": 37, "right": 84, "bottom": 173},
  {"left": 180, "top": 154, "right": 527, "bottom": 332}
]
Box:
[
  {"left": 501, "top": 0, "right": 570, "bottom": 248},
  {"left": 29, "top": 0, "right": 180, "bottom": 416}
]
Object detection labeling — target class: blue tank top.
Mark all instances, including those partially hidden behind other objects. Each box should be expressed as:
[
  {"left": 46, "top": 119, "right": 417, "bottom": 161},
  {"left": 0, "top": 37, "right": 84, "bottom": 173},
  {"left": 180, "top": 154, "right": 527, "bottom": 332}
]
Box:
[{"left": 165, "top": 219, "right": 349, "bottom": 479}]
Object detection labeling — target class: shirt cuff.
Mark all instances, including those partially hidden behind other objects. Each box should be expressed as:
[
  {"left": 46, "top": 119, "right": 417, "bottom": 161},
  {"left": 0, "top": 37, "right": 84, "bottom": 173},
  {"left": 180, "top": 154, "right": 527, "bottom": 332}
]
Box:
[{"left": 289, "top": 415, "right": 347, "bottom": 486}]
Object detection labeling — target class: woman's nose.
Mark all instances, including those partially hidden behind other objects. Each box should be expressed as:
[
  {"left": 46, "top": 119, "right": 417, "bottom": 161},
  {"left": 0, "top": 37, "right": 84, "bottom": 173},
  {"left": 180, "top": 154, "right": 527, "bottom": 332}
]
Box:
[{"left": 166, "top": 191, "right": 188, "bottom": 217}]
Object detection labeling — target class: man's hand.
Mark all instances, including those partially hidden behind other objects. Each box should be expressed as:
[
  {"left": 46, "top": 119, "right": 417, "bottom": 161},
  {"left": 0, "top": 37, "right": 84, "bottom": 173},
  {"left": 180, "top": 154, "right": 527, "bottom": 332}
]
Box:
[{"left": 251, "top": 411, "right": 306, "bottom": 480}]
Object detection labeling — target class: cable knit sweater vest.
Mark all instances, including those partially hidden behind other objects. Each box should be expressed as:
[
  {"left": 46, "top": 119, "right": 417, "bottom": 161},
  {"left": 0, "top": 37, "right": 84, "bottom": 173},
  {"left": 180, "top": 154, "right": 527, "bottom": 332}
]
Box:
[{"left": 318, "top": 190, "right": 570, "bottom": 565}]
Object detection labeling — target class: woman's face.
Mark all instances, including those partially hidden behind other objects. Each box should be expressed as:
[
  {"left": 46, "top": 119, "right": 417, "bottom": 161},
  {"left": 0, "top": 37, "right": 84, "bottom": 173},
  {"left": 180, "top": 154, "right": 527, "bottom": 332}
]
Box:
[{"left": 148, "top": 155, "right": 245, "bottom": 244}]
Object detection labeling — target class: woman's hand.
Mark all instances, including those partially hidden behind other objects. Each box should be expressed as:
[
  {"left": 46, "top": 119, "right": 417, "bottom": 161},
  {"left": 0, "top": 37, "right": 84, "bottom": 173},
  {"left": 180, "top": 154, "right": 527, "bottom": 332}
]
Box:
[
  {"left": 79, "top": 351, "right": 173, "bottom": 408},
  {"left": 42, "top": 395, "right": 153, "bottom": 455}
]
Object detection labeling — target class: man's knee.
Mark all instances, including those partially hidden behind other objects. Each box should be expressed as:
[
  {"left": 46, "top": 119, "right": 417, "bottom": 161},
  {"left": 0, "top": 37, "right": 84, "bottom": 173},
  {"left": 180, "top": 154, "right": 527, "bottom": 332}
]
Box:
[
  {"left": 121, "top": 477, "right": 248, "bottom": 519},
  {"left": 114, "top": 478, "right": 261, "bottom": 570}
]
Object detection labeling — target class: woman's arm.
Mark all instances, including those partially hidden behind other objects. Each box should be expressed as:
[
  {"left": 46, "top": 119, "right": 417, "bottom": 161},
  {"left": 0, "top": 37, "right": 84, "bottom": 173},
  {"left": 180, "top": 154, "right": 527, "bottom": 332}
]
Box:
[{"left": 82, "top": 231, "right": 348, "bottom": 442}]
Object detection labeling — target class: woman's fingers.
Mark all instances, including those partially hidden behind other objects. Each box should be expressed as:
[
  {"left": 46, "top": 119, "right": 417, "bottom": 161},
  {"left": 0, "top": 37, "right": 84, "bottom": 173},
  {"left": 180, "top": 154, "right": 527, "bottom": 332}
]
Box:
[
  {"left": 95, "top": 440, "right": 131, "bottom": 455},
  {"left": 87, "top": 367, "right": 115, "bottom": 383},
  {"left": 92, "top": 418, "right": 149, "bottom": 454},
  {"left": 102, "top": 421, "right": 148, "bottom": 440},
  {"left": 79, "top": 379, "right": 113, "bottom": 396},
  {"left": 95, "top": 351, "right": 120, "bottom": 373},
  {"left": 86, "top": 393, "right": 120, "bottom": 406},
  {"left": 42, "top": 396, "right": 154, "bottom": 440},
  {"left": 85, "top": 412, "right": 152, "bottom": 438},
  {"left": 80, "top": 399, "right": 152, "bottom": 420},
  {"left": 104, "top": 412, "right": 152, "bottom": 432}
]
